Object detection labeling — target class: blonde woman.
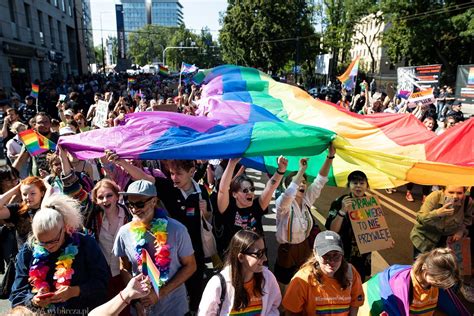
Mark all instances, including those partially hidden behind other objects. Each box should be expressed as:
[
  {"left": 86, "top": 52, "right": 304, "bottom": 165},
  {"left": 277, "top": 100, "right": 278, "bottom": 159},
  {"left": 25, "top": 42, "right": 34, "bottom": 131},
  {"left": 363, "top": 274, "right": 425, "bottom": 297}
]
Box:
[{"left": 10, "top": 194, "right": 110, "bottom": 314}]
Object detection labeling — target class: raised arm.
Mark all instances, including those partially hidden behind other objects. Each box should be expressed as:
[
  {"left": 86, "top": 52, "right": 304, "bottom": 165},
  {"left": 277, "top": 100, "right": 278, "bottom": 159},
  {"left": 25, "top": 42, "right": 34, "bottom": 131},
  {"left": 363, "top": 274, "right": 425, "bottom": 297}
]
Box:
[
  {"left": 105, "top": 150, "right": 155, "bottom": 184},
  {"left": 0, "top": 183, "right": 21, "bottom": 220},
  {"left": 259, "top": 156, "right": 288, "bottom": 210},
  {"left": 217, "top": 158, "right": 240, "bottom": 214}
]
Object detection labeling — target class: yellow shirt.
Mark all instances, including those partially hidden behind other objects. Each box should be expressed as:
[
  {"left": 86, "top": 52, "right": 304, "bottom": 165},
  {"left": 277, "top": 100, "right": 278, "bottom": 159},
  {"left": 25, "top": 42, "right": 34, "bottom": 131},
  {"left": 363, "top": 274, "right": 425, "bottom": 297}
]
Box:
[
  {"left": 283, "top": 264, "right": 364, "bottom": 316},
  {"left": 409, "top": 273, "right": 438, "bottom": 316}
]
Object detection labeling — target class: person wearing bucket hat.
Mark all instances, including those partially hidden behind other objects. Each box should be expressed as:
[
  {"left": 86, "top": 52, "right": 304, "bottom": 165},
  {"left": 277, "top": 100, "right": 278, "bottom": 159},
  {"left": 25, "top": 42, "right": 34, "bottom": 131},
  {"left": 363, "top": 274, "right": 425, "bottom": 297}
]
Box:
[
  {"left": 283, "top": 230, "right": 364, "bottom": 315},
  {"left": 113, "top": 179, "right": 196, "bottom": 315}
]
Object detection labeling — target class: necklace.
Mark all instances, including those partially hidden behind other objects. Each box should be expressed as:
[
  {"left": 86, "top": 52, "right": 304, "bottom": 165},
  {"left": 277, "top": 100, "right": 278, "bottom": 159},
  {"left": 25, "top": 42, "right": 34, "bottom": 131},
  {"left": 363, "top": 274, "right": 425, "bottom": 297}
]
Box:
[
  {"left": 29, "top": 233, "right": 80, "bottom": 294},
  {"left": 129, "top": 209, "right": 171, "bottom": 287}
]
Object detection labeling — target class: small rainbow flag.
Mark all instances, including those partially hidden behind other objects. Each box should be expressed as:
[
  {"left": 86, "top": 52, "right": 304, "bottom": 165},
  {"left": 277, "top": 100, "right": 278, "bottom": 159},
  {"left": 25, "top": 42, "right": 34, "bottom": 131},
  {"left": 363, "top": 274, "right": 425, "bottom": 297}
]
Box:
[
  {"left": 31, "top": 83, "right": 39, "bottom": 98},
  {"left": 127, "top": 78, "right": 136, "bottom": 85},
  {"left": 19, "top": 129, "right": 56, "bottom": 156},
  {"left": 158, "top": 65, "right": 169, "bottom": 76},
  {"left": 141, "top": 249, "right": 160, "bottom": 297},
  {"left": 337, "top": 56, "right": 360, "bottom": 91}
]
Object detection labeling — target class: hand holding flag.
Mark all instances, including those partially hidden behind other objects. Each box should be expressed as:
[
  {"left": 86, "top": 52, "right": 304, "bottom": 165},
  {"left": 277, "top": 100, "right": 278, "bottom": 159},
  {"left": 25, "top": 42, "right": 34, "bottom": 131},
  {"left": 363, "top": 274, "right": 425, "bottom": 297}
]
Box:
[{"left": 141, "top": 249, "right": 161, "bottom": 298}]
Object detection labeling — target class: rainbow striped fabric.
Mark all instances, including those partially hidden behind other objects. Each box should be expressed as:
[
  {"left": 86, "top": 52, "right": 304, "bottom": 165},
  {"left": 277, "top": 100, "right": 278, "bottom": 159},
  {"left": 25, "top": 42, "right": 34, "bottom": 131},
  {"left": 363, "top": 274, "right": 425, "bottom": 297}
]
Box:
[
  {"left": 58, "top": 65, "right": 474, "bottom": 189},
  {"left": 159, "top": 65, "right": 169, "bottom": 76},
  {"left": 127, "top": 78, "right": 136, "bottom": 86},
  {"left": 19, "top": 129, "right": 56, "bottom": 156},
  {"left": 31, "top": 83, "right": 39, "bottom": 98},
  {"left": 141, "top": 249, "right": 161, "bottom": 297},
  {"left": 337, "top": 56, "right": 360, "bottom": 90},
  {"left": 359, "top": 265, "right": 469, "bottom": 315}
]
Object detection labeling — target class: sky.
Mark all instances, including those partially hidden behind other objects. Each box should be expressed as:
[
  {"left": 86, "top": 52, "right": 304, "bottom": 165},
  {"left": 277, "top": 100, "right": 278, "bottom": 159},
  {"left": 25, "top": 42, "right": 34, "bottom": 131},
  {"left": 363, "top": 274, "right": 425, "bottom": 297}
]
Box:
[{"left": 90, "top": 0, "right": 228, "bottom": 47}]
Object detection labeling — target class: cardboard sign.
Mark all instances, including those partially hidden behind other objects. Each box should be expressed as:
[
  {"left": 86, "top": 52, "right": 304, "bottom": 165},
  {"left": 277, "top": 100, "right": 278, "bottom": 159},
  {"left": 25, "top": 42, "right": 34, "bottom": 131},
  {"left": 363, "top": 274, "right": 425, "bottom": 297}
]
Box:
[
  {"left": 449, "top": 237, "right": 471, "bottom": 276},
  {"left": 348, "top": 196, "right": 393, "bottom": 254},
  {"left": 92, "top": 100, "right": 109, "bottom": 128},
  {"left": 407, "top": 88, "right": 435, "bottom": 108}
]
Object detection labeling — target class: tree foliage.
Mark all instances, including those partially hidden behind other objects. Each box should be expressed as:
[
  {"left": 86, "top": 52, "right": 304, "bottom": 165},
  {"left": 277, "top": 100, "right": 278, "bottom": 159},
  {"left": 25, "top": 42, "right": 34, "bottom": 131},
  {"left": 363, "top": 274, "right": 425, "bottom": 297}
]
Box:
[
  {"left": 219, "top": 0, "right": 318, "bottom": 72},
  {"left": 381, "top": 0, "right": 474, "bottom": 83},
  {"left": 127, "top": 25, "right": 222, "bottom": 70}
]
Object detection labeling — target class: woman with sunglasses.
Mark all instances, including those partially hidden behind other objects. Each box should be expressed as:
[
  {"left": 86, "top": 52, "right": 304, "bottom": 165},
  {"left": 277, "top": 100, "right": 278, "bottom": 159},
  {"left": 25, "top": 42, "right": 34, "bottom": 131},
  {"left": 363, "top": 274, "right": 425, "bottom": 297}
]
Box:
[
  {"left": 283, "top": 231, "right": 364, "bottom": 316},
  {"left": 0, "top": 176, "right": 51, "bottom": 249},
  {"left": 198, "top": 230, "right": 281, "bottom": 315},
  {"left": 10, "top": 194, "right": 110, "bottom": 314},
  {"left": 217, "top": 156, "right": 288, "bottom": 252},
  {"left": 274, "top": 144, "right": 335, "bottom": 292}
]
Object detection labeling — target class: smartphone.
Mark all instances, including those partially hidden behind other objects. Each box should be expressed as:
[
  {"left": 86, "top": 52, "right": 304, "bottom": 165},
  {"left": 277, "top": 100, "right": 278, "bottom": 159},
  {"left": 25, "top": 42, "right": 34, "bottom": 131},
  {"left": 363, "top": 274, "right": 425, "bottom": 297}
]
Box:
[
  {"left": 59, "top": 94, "right": 66, "bottom": 101},
  {"left": 36, "top": 292, "right": 55, "bottom": 300},
  {"left": 444, "top": 196, "right": 455, "bottom": 206}
]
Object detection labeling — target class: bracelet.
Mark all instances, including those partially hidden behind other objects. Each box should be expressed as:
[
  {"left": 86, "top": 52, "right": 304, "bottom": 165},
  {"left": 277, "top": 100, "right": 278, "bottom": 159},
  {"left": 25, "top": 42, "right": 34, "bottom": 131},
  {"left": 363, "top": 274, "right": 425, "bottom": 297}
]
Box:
[
  {"left": 276, "top": 169, "right": 285, "bottom": 175},
  {"left": 327, "top": 155, "right": 335, "bottom": 159},
  {"left": 119, "top": 291, "right": 129, "bottom": 305},
  {"left": 337, "top": 210, "right": 346, "bottom": 217}
]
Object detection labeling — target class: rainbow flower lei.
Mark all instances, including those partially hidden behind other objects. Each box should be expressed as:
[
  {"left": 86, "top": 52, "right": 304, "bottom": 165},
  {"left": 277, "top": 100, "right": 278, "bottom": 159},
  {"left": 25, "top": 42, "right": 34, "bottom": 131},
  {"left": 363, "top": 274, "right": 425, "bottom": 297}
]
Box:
[
  {"left": 29, "top": 233, "right": 79, "bottom": 294},
  {"left": 129, "top": 209, "right": 170, "bottom": 287}
]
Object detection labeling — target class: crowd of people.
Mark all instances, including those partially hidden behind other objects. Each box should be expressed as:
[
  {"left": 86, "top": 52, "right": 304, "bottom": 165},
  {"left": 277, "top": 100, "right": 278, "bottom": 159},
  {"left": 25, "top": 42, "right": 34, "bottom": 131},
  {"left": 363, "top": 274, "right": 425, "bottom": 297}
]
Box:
[{"left": 0, "top": 72, "right": 472, "bottom": 316}]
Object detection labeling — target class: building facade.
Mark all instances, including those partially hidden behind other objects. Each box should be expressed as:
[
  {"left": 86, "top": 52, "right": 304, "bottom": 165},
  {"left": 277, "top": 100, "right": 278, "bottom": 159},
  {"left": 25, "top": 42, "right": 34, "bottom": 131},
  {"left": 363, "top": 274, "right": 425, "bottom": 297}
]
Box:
[
  {"left": 349, "top": 11, "right": 404, "bottom": 90},
  {"left": 121, "top": 0, "right": 183, "bottom": 32},
  {"left": 0, "top": 0, "right": 93, "bottom": 95}
]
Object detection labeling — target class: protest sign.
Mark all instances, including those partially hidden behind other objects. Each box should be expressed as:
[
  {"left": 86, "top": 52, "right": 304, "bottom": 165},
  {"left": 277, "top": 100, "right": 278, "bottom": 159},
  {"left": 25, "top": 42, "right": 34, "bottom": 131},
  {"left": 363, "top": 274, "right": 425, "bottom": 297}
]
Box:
[
  {"left": 449, "top": 237, "right": 471, "bottom": 276},
  {"left": 347, "top": 196, "right": 393, "bottom": 254},
  {"left": 455, "top": 64, "right": 474, "bottom": 116},
  {"left": 397, "top": 64, "right": 441, "bottom": 96},
  {"left": 92, "top": 100, "right": 109, "bottom": 128},
  {"left": 407, "top": 88, "right": 435, "bottom": 108}
]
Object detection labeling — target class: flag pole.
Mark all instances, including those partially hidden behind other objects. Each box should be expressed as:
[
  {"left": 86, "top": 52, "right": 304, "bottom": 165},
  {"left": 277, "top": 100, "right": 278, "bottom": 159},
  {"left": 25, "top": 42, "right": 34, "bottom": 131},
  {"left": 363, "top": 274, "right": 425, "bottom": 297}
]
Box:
[
  {"left": 35, "top": 96, "right": 39, "bottom": 113},
  {"left": 178, "top": 62, "right": 183, "bottom": 88}
]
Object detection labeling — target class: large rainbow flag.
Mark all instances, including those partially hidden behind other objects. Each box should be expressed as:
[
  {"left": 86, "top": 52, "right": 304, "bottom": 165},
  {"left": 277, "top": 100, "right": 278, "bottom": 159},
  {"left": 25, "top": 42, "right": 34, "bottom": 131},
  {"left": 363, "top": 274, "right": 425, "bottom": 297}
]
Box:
[
  {"left": 337, "top": 56, "right": 360, "bottom": 90},
  {"left": 359, "top": 265, "right": 469, "bottom": 315},
  {"left": 58, "top": 65, "right": 474, "bottom": 189}
]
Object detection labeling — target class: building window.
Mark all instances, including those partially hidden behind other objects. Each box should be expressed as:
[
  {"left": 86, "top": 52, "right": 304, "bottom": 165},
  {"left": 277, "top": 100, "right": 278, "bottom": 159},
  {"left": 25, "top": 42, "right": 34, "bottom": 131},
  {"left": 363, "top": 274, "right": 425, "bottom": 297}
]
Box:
[
  {"left": 61, "top": 0, "right": 66, "bottom": 12},
  {"left": 37, "top": 10, "right": 45, "bottom": 45},
  {"left": 49, "top": 16, "right": 55, "bottom": 49},
  {"left": 24, "top": 3, "right": 31, "bottom": 28},
  {"left": 57, "top": 21, "right": 63, "bottom": 51},
  {"left": 8, "top": 0, "right": 16, "bottom": 22}
]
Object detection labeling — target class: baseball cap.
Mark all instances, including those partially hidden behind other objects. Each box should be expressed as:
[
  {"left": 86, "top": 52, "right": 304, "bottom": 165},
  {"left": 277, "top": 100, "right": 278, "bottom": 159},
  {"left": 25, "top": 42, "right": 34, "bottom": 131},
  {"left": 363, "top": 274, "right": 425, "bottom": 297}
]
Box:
[
  {"left": 452, "top": 100, "right": 462, "bottom": 106},
  {"left": 120, "top": 180, "right": 157, "bottom": 197},
  {"left": 64, "top": 109, "right": 74, "bottom": 116},
  {"left": 314, "top": 231, "right": 344, "bottom": 257}
]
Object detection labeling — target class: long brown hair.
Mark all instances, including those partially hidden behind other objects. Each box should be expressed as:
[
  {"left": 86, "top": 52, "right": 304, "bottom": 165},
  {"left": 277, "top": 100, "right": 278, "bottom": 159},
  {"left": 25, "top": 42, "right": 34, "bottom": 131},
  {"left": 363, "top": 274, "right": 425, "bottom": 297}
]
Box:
[
  {"left": 412, "top": 247, "right": 460, "bottom": 289},
  {"left": 19, "top": 176, "right": 47, "bottom": 214},
  {"left": 300, "top": 254, "right": 351, "bottom": 290},
  {"left": 224, "top": 230, "right": 265, "bottom": 311}
]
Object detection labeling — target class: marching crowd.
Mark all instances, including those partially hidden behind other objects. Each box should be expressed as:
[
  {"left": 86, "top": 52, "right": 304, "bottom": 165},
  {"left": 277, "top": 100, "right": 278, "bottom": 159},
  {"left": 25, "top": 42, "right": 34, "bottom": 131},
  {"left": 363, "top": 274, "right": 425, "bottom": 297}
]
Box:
[{"left": 0, "top": 74, "right": 472, "bottom": 316}]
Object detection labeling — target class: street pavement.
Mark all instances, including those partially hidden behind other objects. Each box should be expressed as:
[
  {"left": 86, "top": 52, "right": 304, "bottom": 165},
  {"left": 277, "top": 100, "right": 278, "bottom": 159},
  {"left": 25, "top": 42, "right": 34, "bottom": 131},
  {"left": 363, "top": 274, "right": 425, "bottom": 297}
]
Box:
[{"left": 1, "top": 169, "right": 472, "bottom": 314}]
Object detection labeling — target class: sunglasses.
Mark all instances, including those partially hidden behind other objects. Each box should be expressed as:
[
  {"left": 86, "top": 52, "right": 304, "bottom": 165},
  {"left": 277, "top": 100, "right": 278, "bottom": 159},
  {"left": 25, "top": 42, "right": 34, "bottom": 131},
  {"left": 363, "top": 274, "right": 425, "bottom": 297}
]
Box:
[
  {"left": 241, "top": 187, "right": 256, "bottom": 194},
  {"left": 38, "top": 227, "right": 63, "bottom": 247},
  {"left": 243, "top": 248, "right": 266, "bottom": 260},
  {"left": 321, "top": 252, "right": 343, "bottom": 262},
  {"left": 125, "top": 197, "right": 154, "bottom": 209}
]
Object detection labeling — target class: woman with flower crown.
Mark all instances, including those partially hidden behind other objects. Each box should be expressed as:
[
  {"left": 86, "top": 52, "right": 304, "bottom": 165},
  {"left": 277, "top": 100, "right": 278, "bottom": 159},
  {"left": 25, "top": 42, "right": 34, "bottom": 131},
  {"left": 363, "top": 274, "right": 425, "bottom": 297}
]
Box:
[
  {"left": 113, "top": 179, "right": 197, "bottom": 316},
  {"left": 9, "top": 194, "right": 110, "bottom": 314}
]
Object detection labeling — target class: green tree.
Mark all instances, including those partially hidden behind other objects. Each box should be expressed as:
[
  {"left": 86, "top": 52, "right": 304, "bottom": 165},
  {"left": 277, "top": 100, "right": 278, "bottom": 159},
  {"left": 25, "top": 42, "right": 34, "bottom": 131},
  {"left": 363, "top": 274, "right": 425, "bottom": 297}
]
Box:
[
  {"left": 219, "top": 0, "right": 318, "bottom": 73},
  {"left": 94, "top": 45, "right": 104, "bottom": 65},
  {"left": 381, "top": 0, "right": 474, "bottom": 84},
  {"left": 127, "top": 25, "right": 178, "bottom": 66}
]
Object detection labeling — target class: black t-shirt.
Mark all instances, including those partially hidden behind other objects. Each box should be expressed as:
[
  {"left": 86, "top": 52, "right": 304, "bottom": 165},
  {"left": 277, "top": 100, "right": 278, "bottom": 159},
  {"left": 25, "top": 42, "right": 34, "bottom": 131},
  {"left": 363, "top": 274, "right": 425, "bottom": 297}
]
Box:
[
  {"left": 18, "top": 104, "right": 37, "bottom": 125},
  {"left": 6, "top": 203, "right": 39, "bottom": 248},
  {"left": 221, "top": 198, "right": 267, "bottom": 250},
  {"left": 155, "top": 177, "right": 212, "bottom": 264}
]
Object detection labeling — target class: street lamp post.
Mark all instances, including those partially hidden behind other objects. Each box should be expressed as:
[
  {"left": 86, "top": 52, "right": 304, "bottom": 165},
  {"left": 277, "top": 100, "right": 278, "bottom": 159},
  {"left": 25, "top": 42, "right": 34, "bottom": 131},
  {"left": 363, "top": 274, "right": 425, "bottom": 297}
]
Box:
[
  {"left": 162, "top": 46, "right": 200, "bottom": 67},
  {"left": 99, "top": 12, "right": 112, "bottom": 73}
]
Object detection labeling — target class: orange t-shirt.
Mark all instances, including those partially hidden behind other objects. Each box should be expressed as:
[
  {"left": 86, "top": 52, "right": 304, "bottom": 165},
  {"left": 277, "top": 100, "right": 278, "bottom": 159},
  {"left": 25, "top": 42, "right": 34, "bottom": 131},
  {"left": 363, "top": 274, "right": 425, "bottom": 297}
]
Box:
[
  {"left": 283, "top": 265, "right": 364, "bottom": 316},
  {"left": 229, "top": 279, "right": 263, "bottom": 316},
  {"left": 409, "top": 273, "right": 439, "bottom": 316}
]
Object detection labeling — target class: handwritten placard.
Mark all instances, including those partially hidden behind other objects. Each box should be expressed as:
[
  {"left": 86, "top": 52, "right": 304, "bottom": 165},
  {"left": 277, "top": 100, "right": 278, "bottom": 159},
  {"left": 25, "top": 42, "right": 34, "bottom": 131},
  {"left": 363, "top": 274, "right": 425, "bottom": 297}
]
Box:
[
  {"left": 348, "top": 196, "right": 393, "bottom": 254},
  {"left": 449, "top": 237, "right": 471, "bottom": 276},
  {"left": 92, "top": 100, "right": 109, "bottom": 128}
]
